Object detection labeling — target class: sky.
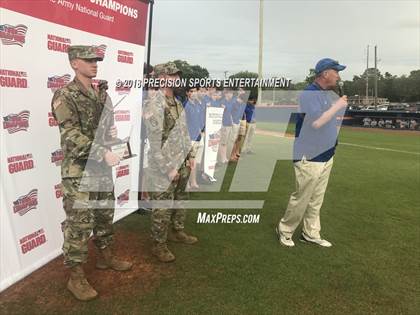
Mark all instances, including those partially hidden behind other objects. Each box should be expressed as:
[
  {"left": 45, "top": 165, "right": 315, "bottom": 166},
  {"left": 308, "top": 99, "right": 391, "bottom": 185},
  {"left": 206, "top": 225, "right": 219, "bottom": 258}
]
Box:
[{"left": 149, "top": 0, "right": 419, "bottom": 82}]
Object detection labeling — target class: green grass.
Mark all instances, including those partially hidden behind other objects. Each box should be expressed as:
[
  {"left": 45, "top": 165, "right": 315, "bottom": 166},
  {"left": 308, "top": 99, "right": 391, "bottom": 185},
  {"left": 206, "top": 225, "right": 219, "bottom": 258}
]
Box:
[
  {"left": 257, "top": 121, "right": 420, "bottom": 153},
  {"left": 2, "top": 127, "right": 419, "bottom": 315}
]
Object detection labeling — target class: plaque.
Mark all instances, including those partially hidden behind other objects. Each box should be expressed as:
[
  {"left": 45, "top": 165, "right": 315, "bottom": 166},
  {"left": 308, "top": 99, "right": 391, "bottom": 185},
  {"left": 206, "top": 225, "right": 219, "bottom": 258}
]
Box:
[{"left": 105, "top": 137, "right": 135, "bottom": 160}]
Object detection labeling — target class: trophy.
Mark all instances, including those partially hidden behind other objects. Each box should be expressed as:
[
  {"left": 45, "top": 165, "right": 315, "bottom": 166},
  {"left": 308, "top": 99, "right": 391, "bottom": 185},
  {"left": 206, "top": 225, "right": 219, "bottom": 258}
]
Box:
[
  {"left": 100, "top": 94, "right": 136, "bottom": 161},
  {"left": 106, "top": 136, "right": 134, "bottom": 161}
]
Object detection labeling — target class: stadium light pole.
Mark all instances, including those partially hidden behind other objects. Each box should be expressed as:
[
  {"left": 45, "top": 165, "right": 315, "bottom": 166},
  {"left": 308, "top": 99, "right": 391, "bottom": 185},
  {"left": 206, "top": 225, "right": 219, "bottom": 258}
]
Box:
[
  {"left": 374, "top": 45, "right": 378, "bottom": 109},
  {"left": 365, "top": 45, "right": 369, "bottom": 106},
  {"left": 272, "top": 76, "right": 276, "bottom": 105},
  {"left": 257, "top": 0, "right": 263, "bottom": 105}
]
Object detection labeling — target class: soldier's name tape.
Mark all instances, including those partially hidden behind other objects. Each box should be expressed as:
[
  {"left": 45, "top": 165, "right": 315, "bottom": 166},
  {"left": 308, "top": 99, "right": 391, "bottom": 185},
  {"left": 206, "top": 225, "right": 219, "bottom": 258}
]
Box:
[
  {"left": 116, "top": 77, "right": 292, "bottom": 89},
  {"left": 196, "top": 212, "right": 261, "bottom": 224}
]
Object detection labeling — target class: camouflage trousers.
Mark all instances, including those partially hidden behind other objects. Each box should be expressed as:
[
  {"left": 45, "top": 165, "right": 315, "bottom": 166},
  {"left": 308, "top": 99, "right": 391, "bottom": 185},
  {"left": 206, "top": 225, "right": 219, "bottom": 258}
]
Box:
[
  {"left": 148, "top": 165, "right": 191, "bottom": 244},
  {"left": 61, "top": 176, "right": 115, "bottom": 267}
]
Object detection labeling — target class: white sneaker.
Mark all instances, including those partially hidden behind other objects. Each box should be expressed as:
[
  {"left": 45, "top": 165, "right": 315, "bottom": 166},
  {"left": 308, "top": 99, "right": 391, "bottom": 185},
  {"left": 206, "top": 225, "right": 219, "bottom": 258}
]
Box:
[
  {"left": 300, "top": 233, "right": 332, "bottom": 247},
  {"left": 275, "top": 227, "right": 295, "bottom": 247}
]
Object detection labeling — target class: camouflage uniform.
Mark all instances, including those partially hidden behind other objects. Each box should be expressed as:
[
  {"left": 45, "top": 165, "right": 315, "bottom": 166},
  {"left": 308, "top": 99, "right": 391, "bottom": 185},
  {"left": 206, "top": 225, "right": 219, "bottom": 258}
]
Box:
[
  {"left": 51, "top": 46, "right": 115, "bottom": 268},
  {"left": 144, "top": 64, "right": 194, "bottom": 244}
]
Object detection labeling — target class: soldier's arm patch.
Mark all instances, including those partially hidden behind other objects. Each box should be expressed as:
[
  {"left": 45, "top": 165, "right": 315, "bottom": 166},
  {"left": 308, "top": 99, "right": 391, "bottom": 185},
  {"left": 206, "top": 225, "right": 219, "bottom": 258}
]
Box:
[
  {"left": 53, "top": 99, "right": 62, "bottom": 110},
  {"left": 53, "top": 98, "right": 74, "bottom": 125},
  {"left": 144, "top": 102, "right": 164, "bottom": 134},
  {"left": 149, "top": 116, "right": 158, "bottom": 127}
]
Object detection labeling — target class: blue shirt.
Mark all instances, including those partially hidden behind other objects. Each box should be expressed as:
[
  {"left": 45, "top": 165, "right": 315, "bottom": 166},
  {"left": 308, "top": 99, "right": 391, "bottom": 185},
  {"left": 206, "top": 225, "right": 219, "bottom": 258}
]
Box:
[
  {"left": 294, "top": 82, "right": 340, "bottom": 162},
  {"left": 201, "top": 95, "right": 211, "bottom": 106},
  {"left": 184, "top": 99, "right": 204, "bottom": 141},
  {"left": 244, "top": 103, "right": 256, "bottom": 123},
  {"left": 231, "top": 97, "right": 246, "bottom": 124},
  {"left": 221, "top": 97, "right": 234, "bottom": 126},
  {"left": 207, "top": 98, "right": 221, "bottom": 108}
]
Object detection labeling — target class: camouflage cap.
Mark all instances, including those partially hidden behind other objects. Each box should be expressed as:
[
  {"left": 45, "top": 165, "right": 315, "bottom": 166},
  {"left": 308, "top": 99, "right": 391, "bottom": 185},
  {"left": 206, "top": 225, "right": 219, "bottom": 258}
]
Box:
[
  {"left": 68, "top": 45, "right": 104, "bottom": 61},
  {"left": 153, "top": 62, "right": 182, "bottom": 76}
]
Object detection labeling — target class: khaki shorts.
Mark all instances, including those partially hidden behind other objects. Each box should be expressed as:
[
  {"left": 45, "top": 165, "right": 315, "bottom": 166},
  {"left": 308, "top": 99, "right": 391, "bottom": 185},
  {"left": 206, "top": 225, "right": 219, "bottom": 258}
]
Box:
[
  {"left": 191, "top": 139, "right": 204, "bottom": 162},
  {"left": 231, "top": 123, "right": 240, "bottom": 142},
  {"left": 239, "top": 120, "right": 247, "bottom": 136},
  {"left": 220, "top": 126, "right": 232, "bottom": 145}
]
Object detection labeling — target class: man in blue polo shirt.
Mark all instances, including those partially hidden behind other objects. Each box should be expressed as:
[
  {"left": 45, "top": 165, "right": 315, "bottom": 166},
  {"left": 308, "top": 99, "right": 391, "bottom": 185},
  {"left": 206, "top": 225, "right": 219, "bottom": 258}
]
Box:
[
  {"left": 243, "top": 97, "right": 257, "bottom": 154},
  {"left": 184, "top": 86, "right": 205, "bottom": 189},
  {"left": 276, "top": 58, "right": 348, "bottom": 248},
  {"left": 229, "top": 92, "right": 246, "bottom": 161},
  {"left": 218, "top": 89, "right": 235, "bottom": 163}
]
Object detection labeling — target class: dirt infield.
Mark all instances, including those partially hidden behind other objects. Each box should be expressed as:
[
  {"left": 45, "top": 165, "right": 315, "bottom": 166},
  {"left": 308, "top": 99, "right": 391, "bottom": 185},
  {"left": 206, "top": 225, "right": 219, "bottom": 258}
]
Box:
[
  {"left": 256, "top": 129, "right": 293, "bottom": 138},
  {"left": 343, "top": 126, "right": 420, "bottom": 136},
  {"left": 0, "top": 231, "right": 174, "bottom": 314},
  {"left": 256, "top": 126, "right": 420, "bottom": 138}
]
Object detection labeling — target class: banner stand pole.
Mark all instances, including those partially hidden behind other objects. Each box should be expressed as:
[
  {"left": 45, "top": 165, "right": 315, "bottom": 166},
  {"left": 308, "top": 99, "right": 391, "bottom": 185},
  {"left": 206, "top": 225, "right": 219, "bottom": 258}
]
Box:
[{"left": 137, "top": 0, "right": 154, "bottom": 212}]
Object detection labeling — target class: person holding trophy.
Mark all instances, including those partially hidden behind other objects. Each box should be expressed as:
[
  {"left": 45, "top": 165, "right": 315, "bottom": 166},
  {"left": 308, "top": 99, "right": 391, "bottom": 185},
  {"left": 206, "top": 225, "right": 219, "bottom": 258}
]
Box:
[{"left": 51, "top": 45, "right": 132, "bottom": 301}]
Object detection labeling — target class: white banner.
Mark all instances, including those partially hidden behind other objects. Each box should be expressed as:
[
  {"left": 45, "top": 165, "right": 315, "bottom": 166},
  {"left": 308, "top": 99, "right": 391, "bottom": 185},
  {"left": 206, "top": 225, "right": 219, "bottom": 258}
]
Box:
[
  {"left": 0, "top": 0, "right": 148, "bottom": 292},
  {"left": 203, "top": 107, "right": 224, "bottom": 179}
]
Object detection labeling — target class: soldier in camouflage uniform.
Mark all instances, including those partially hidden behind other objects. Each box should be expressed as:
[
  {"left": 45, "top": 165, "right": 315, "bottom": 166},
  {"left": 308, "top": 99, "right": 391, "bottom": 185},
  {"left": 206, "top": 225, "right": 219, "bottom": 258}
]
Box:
[
  {"left": 51, "top": 45, "right": 132, "bottom": 301},
  {"left": 144, "top": 62, "right": 198, "bottom": 263}
]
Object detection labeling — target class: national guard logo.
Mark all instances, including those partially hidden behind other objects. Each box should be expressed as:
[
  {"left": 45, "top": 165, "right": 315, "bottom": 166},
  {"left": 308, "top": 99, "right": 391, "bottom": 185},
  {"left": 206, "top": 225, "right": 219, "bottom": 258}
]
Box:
[
  {"left": 47, "top": 74, "right": 71, "bottom": 93},
  {"left": 3, "top": 110, "right": 30, "bottom": 134},
  {"left": 93, "top": 44, "right": 107, "bottom": 59},
  {"left": 117, "top": 189, "right": 130, "bottom": 206},
  {"left": 47, "top": 34, "right": 71, "bottom": 53},
  {"left": 13, "top": 189, "right": 38, "bottom": 216},
  {"left": 51, "top": 149, "right": 64, "bottom": 166},
  {"left": 20, "top": 228, "right": 46, "bottom": 254},
  {"left": 116, "top": 165, "right": 130, "bottom": 178},
  {"left": 8, "top": 153, "right": 34, "bottom": 174},
  {"left": 0, "top": 24, "right": 28, "bottom": 46},
  {"left": 115, "top": 110, "right": 131, "bottom": 122},
  {"left": 0, "top": 69, "right": 28, "bottom": 88},
  {"left": 117, "top": 50, "right": 133, "bottom": 64}
]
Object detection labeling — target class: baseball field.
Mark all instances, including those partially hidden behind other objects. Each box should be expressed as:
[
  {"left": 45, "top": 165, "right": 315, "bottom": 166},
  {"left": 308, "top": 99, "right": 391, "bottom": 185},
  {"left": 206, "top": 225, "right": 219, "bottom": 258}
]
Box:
[{"left": 1, "top": 125, "right": 419, "bottom": 315}]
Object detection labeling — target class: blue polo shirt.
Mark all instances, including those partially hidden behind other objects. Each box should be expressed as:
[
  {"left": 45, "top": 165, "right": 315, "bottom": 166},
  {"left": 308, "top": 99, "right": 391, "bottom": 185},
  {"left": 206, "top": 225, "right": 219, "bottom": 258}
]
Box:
[
  {"left": 184, "top": 99, "right": 204, "bottom": 141},
  {"left": 294, "top": 82, "right": 340, "bottom": 162},
  {"left": 207, "top": 98, "right": 221, "bottom": 108},
  {"left": 244, "top": 103, "right": 256, "bottom": 123},
  {"left": 231, "top": 97, "right": 246, "bottom": 124},
  {"left": 221, "top": 97, "right": 234, "bottom": 126},
  {"left": 201, "top": 95, "right": 211, "bottom": 106}
]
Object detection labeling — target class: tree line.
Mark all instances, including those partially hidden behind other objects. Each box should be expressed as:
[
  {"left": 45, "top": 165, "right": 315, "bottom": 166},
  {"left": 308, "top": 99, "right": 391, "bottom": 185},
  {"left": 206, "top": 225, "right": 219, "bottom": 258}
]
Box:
[{"left": 170, "top": 60, "right": 420, "bottom": 103}]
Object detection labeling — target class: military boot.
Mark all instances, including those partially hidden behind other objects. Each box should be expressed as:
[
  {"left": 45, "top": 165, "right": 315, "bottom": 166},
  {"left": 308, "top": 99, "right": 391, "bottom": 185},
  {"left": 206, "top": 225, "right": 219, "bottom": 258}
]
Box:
[
  {"left": 168, "top": 230, "right": 198, "bottom": 245},
  {"left": 96, "top": 247, "right": 133, "bottom": 271},
  {"left": 67, "top": 265, "right": 98, "bottom": 301},
  {"left": 152, "top": 243, "right": 175, "bottom": 262}
]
